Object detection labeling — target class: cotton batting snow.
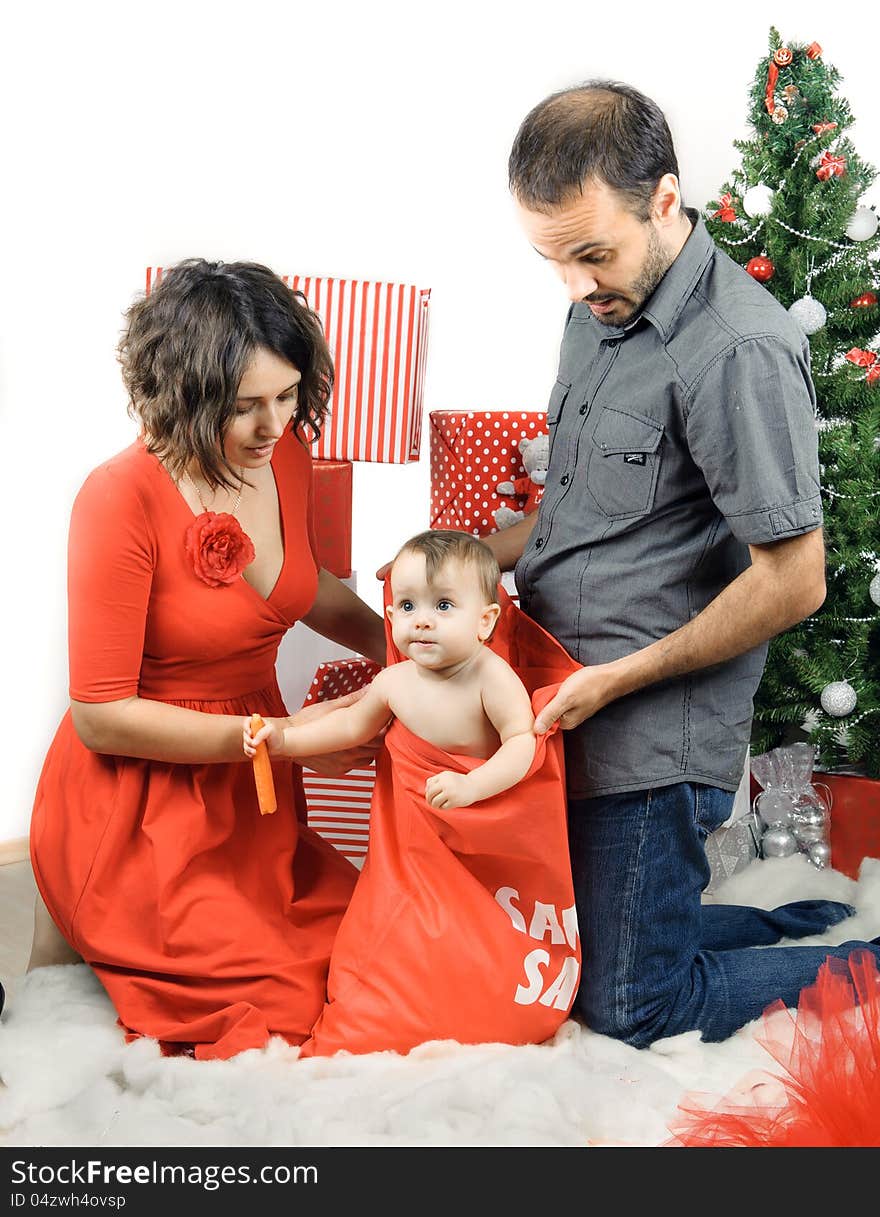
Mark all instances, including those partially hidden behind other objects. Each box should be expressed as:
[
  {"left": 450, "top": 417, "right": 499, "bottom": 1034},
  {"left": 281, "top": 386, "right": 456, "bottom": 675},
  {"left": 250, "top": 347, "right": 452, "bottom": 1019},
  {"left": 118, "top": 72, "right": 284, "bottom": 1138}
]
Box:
[{"left": 2, "top": 856, "right": 879, "bottom": 1148}]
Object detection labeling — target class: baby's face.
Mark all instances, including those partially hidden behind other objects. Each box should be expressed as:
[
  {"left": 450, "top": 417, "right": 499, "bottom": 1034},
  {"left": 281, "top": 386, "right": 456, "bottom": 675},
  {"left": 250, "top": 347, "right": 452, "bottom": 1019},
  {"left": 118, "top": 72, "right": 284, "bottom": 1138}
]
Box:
[{"left": 387, "top": 552, "right": 499, "bottom": 672}]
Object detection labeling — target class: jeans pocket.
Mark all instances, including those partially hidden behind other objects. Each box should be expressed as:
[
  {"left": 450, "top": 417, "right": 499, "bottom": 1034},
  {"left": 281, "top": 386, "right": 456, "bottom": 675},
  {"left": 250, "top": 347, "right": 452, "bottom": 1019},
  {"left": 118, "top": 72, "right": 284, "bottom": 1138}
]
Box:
[{"left": 693, "top": 784, "right": 735, "bottom": 835}]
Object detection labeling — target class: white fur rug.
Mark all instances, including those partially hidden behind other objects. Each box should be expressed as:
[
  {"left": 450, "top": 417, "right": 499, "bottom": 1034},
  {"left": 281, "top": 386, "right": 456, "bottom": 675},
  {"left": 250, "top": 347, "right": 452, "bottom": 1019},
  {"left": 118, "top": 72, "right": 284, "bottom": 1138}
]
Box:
[{"left": 2, "top": 856, "right": 879, "bottom": 1148}]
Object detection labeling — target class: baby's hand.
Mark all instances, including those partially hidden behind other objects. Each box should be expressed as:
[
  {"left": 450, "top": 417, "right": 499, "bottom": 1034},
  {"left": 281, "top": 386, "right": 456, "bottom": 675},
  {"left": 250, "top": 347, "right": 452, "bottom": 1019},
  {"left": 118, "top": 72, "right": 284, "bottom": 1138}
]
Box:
[
  {"left": 425, "top": 770, "right": 475, "bottom": 810},
  {"left": 243, "top": 715, "right": 286, "bottom": 759}
]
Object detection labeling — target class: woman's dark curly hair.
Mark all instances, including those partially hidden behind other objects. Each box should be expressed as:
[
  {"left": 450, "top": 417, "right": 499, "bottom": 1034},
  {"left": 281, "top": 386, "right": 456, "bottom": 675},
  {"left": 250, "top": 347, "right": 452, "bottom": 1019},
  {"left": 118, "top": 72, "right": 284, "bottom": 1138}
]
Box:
[{"left": 119, "top": 259, "right": 333, "bottom": 489}]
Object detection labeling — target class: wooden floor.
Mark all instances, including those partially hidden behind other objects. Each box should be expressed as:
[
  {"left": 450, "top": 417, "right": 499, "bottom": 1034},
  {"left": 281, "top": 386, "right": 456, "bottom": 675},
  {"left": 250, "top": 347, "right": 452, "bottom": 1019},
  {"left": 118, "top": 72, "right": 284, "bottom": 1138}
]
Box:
[{"left": 0, "top": 860, "right": 37, "bottom": 1006}]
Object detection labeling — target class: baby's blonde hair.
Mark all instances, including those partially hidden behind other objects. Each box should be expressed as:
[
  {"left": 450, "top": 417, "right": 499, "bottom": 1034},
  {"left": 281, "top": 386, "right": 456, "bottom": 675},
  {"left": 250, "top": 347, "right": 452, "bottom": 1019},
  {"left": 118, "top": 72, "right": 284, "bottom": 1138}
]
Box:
[{"left": 394, "top": 530, "right": 501, "bottom": 605}]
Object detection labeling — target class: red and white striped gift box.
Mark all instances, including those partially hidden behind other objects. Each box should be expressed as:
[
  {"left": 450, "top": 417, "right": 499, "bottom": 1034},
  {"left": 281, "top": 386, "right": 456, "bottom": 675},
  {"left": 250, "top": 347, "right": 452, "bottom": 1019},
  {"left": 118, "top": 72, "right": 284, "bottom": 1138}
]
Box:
[
  {"left": 300, "top": 657, "right": 382, "bottom": 869},
  {"left": 145, "top": 269, "right": 431, "bottom": 464}
]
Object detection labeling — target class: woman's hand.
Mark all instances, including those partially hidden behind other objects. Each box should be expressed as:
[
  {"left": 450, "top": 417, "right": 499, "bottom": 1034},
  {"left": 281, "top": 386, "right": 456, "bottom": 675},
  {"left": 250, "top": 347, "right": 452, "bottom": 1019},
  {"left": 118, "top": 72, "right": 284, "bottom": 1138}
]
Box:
[{"left": 243, "top": 715, "right": 287, "bottom": 758}]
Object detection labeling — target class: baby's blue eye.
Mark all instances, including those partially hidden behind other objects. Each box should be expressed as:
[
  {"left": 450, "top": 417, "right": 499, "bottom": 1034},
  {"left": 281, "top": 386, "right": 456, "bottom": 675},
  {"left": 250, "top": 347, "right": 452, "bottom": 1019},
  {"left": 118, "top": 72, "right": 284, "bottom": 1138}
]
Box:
[
  {"left": 400, "top": 600, "right": 414, "bottom": 612},
  {"left": 437, "top": 600, "right": 453, "bottom": 611}
]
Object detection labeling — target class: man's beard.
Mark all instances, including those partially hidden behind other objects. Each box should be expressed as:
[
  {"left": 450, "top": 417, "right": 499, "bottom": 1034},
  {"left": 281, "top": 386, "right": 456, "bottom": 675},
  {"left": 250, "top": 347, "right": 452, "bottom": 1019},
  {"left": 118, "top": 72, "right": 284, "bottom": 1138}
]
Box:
[{"left": 592, "top": 226, "right": 673, "bottom": 325}]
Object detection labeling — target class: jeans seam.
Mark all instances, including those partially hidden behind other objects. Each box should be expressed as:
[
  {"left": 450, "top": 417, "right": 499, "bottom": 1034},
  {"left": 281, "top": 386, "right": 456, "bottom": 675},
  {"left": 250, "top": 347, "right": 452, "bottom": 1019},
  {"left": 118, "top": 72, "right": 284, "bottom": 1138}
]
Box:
[{"left": 616, "top": 788, "right": 651, "bottom": 1030}]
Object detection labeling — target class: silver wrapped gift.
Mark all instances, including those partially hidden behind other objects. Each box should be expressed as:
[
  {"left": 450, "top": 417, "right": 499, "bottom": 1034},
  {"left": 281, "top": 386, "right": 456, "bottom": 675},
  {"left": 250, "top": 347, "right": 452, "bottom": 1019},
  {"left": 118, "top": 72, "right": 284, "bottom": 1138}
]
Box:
[{"left": 704, "top": 815, "right": 761, "bottom": 893}]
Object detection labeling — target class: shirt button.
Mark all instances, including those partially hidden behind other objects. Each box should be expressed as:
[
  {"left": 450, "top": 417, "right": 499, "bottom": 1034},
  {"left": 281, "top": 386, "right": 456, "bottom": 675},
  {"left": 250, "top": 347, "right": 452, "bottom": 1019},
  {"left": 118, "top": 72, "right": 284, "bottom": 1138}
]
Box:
[
  {"left": 600, "top": 442, "right": 607, "bottom": 450},
  {"left": 560, "top": 474, "right": 570, "bottom": 485},
  {"left": 534, "top": 537, "right": 544, "bottom": 548},
  {"left": 579, "top": 404, "right": 588, "bottom": 415}
]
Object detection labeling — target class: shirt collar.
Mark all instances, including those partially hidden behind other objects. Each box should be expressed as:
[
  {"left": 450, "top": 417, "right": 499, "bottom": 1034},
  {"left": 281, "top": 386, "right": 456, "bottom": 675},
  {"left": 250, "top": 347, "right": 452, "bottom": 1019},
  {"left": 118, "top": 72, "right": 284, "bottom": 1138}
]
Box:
[{"left": 587, "top": 208, "right": 714, "bottom": 342}]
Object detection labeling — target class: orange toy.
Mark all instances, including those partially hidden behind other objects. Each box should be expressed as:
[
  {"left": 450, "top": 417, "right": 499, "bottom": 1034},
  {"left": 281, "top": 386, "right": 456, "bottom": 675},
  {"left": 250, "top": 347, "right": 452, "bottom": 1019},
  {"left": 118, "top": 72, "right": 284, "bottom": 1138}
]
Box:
[{"left": 250, "top": 713, "right": 277, "bottom": 815}]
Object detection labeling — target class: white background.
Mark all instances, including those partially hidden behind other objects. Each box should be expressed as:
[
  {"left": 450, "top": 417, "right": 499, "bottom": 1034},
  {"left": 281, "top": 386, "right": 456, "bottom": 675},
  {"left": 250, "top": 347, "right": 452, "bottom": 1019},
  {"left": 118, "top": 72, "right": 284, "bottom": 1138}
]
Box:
[{"left": 2, "top": 0, "right": 877, "bottom": 843}]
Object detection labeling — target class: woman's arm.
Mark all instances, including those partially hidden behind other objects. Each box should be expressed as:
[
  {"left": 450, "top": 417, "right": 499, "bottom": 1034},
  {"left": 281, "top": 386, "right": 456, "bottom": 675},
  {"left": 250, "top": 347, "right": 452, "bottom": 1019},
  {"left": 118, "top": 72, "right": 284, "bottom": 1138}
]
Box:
[
  {"left": 72, "top": 697, "right": 252, "bottom": 763},
  {"left": 424, "top": 661, "right": 536, "bottom": 809},
  {"left": 302, "top": 569, "right": 387, "bottom": 664}
]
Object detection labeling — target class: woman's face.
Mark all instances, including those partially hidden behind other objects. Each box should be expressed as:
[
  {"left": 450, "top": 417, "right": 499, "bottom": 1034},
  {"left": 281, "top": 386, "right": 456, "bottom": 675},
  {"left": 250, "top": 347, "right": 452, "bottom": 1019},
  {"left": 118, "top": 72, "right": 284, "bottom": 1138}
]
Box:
[{"left": 223, "top": 346, "right": 302, "bottom": 468}]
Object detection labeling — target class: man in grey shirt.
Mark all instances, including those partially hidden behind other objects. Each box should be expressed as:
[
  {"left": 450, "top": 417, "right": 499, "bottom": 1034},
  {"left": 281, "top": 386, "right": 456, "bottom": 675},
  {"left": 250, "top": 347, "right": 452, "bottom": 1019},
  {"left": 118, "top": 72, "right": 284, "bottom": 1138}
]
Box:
[{"left": 484, "top": 81, "right": 878, "bottom": 1045}]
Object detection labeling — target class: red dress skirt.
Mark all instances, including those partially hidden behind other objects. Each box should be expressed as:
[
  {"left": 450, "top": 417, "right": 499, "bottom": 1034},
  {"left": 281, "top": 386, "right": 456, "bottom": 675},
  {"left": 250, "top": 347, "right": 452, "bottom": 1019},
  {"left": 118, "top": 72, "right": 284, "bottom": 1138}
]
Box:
[{"left": 30, "top": 430, "right": 357, "bottom": 1059}]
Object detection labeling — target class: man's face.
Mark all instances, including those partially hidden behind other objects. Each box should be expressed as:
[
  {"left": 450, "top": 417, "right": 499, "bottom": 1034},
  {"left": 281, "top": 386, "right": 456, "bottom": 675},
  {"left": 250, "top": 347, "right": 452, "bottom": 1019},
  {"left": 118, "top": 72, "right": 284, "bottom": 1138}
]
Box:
[{"left": 516, "top": 178, "right": 674, "bottom": 326}]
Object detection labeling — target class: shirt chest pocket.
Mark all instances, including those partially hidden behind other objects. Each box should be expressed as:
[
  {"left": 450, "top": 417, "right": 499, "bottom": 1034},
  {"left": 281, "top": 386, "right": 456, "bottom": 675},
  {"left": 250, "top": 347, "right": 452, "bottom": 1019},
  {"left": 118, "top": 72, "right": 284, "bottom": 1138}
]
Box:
[{"left": 587, "top": 406, "right": 664, "bottom": 519}]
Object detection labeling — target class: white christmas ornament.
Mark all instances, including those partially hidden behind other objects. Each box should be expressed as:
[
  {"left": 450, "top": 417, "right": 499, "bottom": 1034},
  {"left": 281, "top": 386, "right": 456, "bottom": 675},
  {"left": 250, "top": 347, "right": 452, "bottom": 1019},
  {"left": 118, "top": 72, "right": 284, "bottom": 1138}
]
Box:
[
  {"left": 788, "top": 295, "right": 827, "bottom": 334},
  {"left": 845, "top": 206, "right": 879, "bottom": 242},
  {"left": 743, "top": 184, "right": 775, "bottom": 218},
  {"left": 870, "top": 572, "right": 880, "bottom": 606},
  {"left": 820, "top": 680, "right": 857, "bottom": 717}
]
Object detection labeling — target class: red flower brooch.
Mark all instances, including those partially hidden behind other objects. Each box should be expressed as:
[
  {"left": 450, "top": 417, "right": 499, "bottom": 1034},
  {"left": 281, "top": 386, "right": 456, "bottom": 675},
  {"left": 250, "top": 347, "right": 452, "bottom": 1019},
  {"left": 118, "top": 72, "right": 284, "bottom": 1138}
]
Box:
[{"left": 184, "top": 512, "right": 255, "bottom": 587}]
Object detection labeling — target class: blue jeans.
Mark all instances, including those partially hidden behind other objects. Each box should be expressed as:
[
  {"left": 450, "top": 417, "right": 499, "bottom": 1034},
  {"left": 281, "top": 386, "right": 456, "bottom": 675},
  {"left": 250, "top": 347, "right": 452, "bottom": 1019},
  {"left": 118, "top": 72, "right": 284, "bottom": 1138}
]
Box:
[{"left": 568, "top": 782, "right": 876, "bottom": 1045}]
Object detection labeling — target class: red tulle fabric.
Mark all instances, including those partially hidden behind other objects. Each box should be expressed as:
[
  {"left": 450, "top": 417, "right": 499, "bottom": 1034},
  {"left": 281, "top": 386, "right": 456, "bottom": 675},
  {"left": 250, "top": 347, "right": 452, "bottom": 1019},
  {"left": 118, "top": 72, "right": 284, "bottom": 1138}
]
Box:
[{"left": 668, "top": 951, "right": 880, "bottom": 1147}]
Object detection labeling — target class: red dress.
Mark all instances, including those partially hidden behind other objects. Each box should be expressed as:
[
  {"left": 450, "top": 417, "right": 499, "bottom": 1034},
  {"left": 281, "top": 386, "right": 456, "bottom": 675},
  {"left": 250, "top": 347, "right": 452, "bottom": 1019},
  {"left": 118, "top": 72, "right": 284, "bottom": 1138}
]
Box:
[{"left": 30, "top": 428, "right": 357, "bottom": 1060}]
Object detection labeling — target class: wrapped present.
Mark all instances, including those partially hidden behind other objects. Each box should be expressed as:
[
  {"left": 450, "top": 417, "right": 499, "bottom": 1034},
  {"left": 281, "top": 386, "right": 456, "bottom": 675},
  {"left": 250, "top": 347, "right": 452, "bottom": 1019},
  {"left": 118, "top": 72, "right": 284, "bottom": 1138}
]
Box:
[
  {"left": 705, "top": 815, "right": 761, "bottom": 893},
  {"left": 145, "top": 270, "right": 431, "bottom": 464},
  {"left": 824, "top": 774, "right": 880, "bottom": 879},
  {"left": 430, "top": 410, "right": 547, "bottom": 535},
  {"left": 312, "top": 459, "right": 352, "bottom": 578},
  {"left": 300, "top": 658, "right": 382, "bottom": 869}
]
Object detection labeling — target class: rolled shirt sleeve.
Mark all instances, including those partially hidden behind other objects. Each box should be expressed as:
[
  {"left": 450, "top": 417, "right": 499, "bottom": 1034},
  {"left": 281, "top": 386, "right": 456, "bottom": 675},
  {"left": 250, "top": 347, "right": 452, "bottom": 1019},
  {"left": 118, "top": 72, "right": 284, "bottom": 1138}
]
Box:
[{"left": 684, "top": 335, "right": 823, "bottom": 544}]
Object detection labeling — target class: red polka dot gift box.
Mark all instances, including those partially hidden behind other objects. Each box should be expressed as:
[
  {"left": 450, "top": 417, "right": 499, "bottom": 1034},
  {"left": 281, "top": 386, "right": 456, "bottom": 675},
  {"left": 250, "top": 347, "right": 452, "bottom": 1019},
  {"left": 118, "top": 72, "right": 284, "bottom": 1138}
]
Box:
[
  {"left": 301, "top": 658, "right": 382, "bottom": 870},
  {"left": 429, "top": 410, "right": 548, "bottom": 536}
]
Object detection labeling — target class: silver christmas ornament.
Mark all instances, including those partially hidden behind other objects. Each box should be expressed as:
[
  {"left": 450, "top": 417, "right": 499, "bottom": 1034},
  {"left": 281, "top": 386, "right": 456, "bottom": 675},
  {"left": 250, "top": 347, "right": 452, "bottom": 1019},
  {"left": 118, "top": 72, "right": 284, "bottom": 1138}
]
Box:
[
  {"left": 743, "top": 183, "right": 775, "bottom": 218},
  {"left": 792, "top": 803, "right": 827, "bottom": 830},
  {"left": 756, "top": 788, "right": 795, "bottom": 827},
  {"left": 792, "top": 821, "right": 826, "bottom": 846},
  {"left": 788, "top": 295, "right": 827, "bottom": 334},
  {"left": 761, "top": 826, "right": 799, "bottom": 858},
  {"left": 820, "top": 680, "right": 857, "bottom": 717},
  {"left": 845, "top": 206, "right": 879, "bottom": 242},
  {"left": 870, "top": 572, "right": 880, "bottom": 607},
  {"left": 808, "top": 841, "right": 832, "bottom": 869}
]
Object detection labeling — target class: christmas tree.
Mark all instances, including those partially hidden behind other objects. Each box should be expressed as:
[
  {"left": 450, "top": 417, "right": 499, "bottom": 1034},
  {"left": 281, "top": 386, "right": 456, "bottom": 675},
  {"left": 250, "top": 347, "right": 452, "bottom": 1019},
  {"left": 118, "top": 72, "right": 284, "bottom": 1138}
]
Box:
[{"left": 705, "top": 29, "right": 880, "bottom": 778}]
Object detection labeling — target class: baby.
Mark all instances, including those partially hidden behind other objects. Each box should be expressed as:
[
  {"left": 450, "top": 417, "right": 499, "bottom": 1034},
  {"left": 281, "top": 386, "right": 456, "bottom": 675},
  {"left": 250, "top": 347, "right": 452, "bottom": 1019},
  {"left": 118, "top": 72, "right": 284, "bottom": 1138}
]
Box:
[{"left": 244, "top": 530, "right": 536, "bottom": 809}]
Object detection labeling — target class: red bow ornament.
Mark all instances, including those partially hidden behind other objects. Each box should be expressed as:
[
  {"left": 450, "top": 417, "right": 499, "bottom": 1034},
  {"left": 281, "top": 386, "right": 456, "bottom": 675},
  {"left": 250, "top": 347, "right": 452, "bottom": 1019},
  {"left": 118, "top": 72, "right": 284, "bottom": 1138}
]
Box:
[
  {"left": 846, "top": 348, "right": 880, "bottom": 384},
  {"left": 812, "top": 121, "right": 838, "bottom": 137},
  {"left": 816, "top": 151, "right": 847, "bottom": 181},
  {"left": 712, "top": 193, "right": 736, "bottom": 222}
]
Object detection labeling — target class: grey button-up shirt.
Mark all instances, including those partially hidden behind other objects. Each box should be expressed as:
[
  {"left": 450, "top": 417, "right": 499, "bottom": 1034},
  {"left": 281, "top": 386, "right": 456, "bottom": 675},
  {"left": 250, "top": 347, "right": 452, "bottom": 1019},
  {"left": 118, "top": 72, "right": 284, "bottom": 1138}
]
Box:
[{"left": 515, "top": 214, "right": 822, "bottom": 798}]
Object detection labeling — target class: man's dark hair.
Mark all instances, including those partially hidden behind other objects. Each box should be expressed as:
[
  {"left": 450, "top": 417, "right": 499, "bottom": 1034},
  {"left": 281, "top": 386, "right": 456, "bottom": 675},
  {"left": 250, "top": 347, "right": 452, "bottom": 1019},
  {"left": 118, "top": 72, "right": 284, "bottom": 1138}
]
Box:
[{"left": 508, "top": 80, "right": 681, "bottom": 220}]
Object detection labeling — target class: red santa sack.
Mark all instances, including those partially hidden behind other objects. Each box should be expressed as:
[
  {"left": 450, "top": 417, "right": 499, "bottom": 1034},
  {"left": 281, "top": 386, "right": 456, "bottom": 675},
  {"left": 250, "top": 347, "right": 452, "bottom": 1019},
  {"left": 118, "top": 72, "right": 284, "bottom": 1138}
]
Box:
[{"left": 301, "top": 587, "right": 582, "bottom": 1058}]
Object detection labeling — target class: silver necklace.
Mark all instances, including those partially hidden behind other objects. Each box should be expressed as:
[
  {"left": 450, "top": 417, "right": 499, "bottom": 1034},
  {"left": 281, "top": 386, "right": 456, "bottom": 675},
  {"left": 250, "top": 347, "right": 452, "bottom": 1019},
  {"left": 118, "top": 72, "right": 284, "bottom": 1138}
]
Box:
[{"left": 183, "top": 468, "right": 244, "bottom": 516}]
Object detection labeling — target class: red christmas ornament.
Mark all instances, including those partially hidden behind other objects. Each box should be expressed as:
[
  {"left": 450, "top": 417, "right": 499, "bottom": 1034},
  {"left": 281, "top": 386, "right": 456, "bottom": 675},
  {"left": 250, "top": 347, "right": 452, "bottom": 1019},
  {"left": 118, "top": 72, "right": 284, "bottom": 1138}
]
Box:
[
  {"left": 812, "top": 121, "right": 838, "bottom": 136},
  {"left": 746, "top": 256, "right": 775, "bottom": 283},
  {"left": 806, "top": 41, "right": 823, "bottom": 59},
  {"left": 868, "top": 366, "right": 880, "bottom": 385},
  {"left": 773, "top": 47, "right": 793, "bottom": 67},
  {"left": 816, "top": 151, "right": 847, "bottom": 181},
  {"left": 851, "top": 292, "right": 878, "bottom": 309},
  {"left": 845, "top": 348, "right": 877, "bottom": 369},
  {"left": 712, "top": 193, "right": 736, "bottom": 222}
]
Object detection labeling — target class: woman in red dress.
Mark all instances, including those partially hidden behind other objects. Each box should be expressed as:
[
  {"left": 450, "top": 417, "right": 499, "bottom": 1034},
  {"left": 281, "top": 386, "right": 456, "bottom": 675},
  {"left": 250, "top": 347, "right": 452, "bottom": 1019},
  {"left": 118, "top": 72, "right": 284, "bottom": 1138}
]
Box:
[{"left": 28, "top": 260, "right": 387, "bottom": 1059}]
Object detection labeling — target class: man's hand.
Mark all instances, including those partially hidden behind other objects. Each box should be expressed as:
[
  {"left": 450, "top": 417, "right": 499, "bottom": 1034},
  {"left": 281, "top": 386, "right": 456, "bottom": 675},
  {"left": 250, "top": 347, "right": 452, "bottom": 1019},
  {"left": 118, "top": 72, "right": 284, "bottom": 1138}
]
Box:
[
  {"left": 425, "top": 769, "right": 476, "bottom": 810},
  {"left": 533, "top": 665, "right": 618, "bottom": 734}
]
